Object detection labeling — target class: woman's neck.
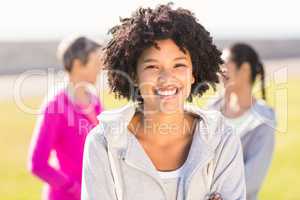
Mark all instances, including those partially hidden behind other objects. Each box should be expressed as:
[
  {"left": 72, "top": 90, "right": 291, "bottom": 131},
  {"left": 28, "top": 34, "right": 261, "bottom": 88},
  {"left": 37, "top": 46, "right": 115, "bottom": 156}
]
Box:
[
  {"left": 223, "top": 85, "right": 254, "bottom": 118},
  {"left": 130, "top": 106, "right": 195, "bottom": 146},
  {"left": 68, "top": 79, "right": 91, "bottom": 106}
]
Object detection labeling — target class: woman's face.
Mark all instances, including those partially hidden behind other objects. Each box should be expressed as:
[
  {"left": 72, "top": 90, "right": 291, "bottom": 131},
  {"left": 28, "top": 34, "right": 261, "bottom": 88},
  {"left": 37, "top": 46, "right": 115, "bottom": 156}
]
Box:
[
  {"left": 74, "top": 48, "right": 103, "bottom": 84},
  {"left": 221, "top": 49, "right": 243, "bottom": 90},
  {"left": 136, "top": 39, "right": 195, "bottom": 113}
]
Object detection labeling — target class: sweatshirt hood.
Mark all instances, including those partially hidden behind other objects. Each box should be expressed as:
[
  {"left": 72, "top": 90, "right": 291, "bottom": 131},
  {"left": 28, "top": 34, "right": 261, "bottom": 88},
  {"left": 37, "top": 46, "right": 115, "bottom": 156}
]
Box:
[
  {"left": 206, "top": 95, "right": 276, "bottom": 133},
  {"left": 96, "top": 102, "right": 229, "bottom": 152}
]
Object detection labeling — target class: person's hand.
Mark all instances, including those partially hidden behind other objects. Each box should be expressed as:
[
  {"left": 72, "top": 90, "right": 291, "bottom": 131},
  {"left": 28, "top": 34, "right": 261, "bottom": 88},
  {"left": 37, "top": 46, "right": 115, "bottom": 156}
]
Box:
[
  {"left": 66, "top": 181, "right": 81, "bottom": 200},
  {"left": 208, "top": 192, "right": 223, "bottom": 200}
]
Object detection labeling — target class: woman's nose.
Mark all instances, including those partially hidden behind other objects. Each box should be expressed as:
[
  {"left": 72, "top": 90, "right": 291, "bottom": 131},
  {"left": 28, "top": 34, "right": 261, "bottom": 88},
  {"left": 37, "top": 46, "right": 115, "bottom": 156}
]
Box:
[
  {"left": 220, "top": 64, "right": 227, "bottom": 73},
  {"left": 158, "top": 68, "right": 173, "bottom": 83},
  {"left": 220, "top": 65, "right": 228, "bottom": 75}
]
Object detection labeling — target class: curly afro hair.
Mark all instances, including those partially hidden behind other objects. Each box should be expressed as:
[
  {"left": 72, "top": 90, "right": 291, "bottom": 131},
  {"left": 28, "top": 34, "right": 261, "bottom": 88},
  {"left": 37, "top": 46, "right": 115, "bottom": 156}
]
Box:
[{"left": 104, "top": 3, "right": 223, "bottom": 103}]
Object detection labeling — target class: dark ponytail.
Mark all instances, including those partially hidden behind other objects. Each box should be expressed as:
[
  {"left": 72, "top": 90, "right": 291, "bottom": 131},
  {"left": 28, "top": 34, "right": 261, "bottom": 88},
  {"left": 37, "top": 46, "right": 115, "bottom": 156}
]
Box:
[
  {"left": 229, "top": 43, "right": 267, "bottom": 101},
  {"left": 257, "top": 61, "right": 266, "bottom": 100}
]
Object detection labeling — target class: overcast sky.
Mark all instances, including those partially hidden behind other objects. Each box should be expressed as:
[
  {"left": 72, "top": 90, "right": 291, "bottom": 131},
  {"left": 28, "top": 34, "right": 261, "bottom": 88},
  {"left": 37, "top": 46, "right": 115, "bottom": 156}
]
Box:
[{"left": 0, "top": 0, "right": 299, "bottom": 41}]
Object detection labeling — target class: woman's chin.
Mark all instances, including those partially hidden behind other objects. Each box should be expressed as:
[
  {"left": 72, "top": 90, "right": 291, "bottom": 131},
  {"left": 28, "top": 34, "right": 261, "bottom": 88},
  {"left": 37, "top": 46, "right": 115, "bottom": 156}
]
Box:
[
  {"left": 156, "top": 98, "right": 184, "bottom": 114},
  {"left": 142, "top": 94, "right": 185, "bottom": 114}
]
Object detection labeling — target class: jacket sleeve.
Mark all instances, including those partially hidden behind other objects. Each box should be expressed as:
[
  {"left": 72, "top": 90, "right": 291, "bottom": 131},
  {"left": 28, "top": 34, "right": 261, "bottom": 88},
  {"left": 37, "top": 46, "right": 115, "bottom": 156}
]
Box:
[
  {"left": 27, "top": 102, "right": 80, "bottom": 198},
  {"left": 210, "top": 130, "right": 246, "bottom": 200},
  {"left": 243, "top": 124, "right": 275, "bottom": 200},
  {"left": 81, "top": 125, "right": 117, "bottom": 200}
]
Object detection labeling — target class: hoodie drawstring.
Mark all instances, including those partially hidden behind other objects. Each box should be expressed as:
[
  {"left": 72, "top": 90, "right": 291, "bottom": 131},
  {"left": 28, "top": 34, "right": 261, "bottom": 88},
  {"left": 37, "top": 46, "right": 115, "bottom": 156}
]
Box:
[{"left": 107, "top": 143, "right": 123, "bottom": 200}]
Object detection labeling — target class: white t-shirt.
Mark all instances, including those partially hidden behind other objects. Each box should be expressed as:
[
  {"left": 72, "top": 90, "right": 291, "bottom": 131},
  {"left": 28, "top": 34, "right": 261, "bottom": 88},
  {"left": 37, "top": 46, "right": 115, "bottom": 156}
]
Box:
[{"left": 157, "top": 164, "right": 185, "bottom": 200}]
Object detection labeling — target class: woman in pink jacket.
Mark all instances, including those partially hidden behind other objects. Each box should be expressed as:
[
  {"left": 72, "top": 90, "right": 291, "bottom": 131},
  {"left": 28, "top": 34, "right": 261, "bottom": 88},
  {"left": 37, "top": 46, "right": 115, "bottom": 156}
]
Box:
[{"left": 28, "top": 36, "right": 104, "bottom": 200}]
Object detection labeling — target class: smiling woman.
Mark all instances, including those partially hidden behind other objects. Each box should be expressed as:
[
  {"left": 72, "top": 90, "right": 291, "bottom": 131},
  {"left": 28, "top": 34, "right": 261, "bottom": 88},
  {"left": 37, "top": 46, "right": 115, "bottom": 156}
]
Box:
[
  {"left": 81, "top": 3, "right": 246, "bottom": 200},
  {"left": 136, "top": 39, "right": 195, "bottom": 113}
]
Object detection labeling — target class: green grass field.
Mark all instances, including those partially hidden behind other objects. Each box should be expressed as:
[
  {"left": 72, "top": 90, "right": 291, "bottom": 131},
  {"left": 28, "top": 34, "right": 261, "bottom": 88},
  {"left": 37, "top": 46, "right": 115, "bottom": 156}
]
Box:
[{"left": 0, "top": 79, "right": 299, "bottom": 199}]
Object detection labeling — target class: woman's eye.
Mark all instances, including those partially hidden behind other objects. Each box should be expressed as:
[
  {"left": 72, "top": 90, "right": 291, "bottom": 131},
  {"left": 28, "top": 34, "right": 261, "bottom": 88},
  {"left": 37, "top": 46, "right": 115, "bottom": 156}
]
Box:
[
  {"left": 174, "top": 63, "right": 187, "bottom": 68},
  {"left": 145, "top": 65, "right": 158, "bottom": 70}
]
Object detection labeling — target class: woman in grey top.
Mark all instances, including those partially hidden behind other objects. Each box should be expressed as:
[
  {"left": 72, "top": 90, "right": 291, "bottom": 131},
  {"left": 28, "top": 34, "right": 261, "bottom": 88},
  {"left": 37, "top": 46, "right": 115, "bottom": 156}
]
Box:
[
  {"left": 81, "top": 3, "right": 246, "bottom": 200},
  {"left": 207, "top": 43, "right": 276, "bottom": 200}
]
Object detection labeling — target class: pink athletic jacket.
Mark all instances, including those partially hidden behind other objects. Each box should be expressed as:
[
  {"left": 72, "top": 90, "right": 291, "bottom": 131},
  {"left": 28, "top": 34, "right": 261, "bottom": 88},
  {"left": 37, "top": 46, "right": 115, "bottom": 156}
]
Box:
[{"left": 28, "top": 89, "right": 103, "bottom": 200}]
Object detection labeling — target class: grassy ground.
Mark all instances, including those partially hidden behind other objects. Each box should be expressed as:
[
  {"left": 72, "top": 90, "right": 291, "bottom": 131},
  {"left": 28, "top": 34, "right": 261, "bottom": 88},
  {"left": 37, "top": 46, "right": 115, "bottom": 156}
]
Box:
[{"left": 0, "top": 79, "right": 299, "bottom": 199}]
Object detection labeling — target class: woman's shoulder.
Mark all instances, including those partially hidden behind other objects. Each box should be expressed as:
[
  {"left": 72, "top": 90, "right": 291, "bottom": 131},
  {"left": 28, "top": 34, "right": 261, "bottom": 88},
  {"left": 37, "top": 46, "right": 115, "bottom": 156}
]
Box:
[
  {"left": 97, "top": 103, "right": 136, "bottom": 123},
  {"left": 39, "top": 90, "right": 68, "bottom": 115},
  {"left": 88, "top": 119, "right": 108, "bottom": 140},
  {"left": 192, "top": 107, "right": 243, "bottom": 180},
  {"left": 189, "top": 105, "right": 237, "bottom": 150},
  {"left": 200, "top": 109, "right": 243, "bottom": 165},
  {"left": 249, "top": 99, "right": 276, "bottom": 132},
  {"left": 85, "top": 124, "right": 107, "bottom": 151},
  {"left": 253, "top": 99, "right": 275, "bottom": 121}
]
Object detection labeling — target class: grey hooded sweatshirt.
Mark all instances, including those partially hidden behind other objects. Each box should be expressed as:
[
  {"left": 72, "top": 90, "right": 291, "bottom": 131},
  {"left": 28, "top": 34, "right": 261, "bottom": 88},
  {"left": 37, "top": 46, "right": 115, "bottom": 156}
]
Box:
[
  {"left": 207, "top": 97, "right": 276, "bottom": 200},
  {"left": 81, "top": 103, "right": 246, "bottom": 200}
]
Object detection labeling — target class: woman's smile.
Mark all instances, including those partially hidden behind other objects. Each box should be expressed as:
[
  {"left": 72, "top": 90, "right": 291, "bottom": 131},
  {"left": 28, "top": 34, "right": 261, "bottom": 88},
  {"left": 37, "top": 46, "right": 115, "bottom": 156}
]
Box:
[{"left": 154, "top": 85, "right": 182, "bottom": 101}]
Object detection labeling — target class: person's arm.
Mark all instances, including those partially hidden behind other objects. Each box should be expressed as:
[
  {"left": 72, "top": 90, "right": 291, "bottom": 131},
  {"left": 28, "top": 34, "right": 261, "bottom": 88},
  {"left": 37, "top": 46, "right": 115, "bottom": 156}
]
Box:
[
  {"left": 243, "top": 124, "right": 275, "bottom": 199},
  {"left": 81, "top": 125, "right": 117, "bottom": 200},
  {"left": 210, "top": 130, "right": 246, "bottom": 200},
  {"left": 27, "top": 102, "right": 80, "bottom": 198}
]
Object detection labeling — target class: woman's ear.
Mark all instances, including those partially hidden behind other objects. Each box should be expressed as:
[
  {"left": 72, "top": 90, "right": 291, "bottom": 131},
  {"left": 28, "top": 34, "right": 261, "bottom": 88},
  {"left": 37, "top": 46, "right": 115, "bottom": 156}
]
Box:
[
  {"left": 191, "top": 75, "right": 195, "bottom": 84},
  {"left": 240, "top": 62, "right": 251, "bottom": 82},
  {"left": 72, "top": 58, "right": 82, "bottom": 72}
]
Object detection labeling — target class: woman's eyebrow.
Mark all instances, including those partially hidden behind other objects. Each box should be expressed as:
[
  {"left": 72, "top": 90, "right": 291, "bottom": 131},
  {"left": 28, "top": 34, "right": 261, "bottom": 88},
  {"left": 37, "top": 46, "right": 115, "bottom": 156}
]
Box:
[
  {"left": 142, "top": 58, "right": 158, "bottom": 63},
  {"left": 173, "top": 56, "right": 187, "bottom": 61},
  {"left": 142, "top": 56, "right": 187, "bottom": 63}
]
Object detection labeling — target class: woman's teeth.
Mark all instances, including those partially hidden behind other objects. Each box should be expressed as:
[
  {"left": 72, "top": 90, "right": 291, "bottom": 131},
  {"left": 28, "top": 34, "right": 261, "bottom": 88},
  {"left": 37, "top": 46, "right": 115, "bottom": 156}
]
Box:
[{"left": 156, "top": 88, "right": 178, "bottom": 96}]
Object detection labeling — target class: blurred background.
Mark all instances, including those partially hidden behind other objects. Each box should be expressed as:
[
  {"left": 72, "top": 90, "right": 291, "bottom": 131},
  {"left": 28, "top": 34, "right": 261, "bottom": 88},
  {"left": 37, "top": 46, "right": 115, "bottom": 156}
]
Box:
[{"left": 0, "top": 0, "right": 299, "bottom": 199}]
